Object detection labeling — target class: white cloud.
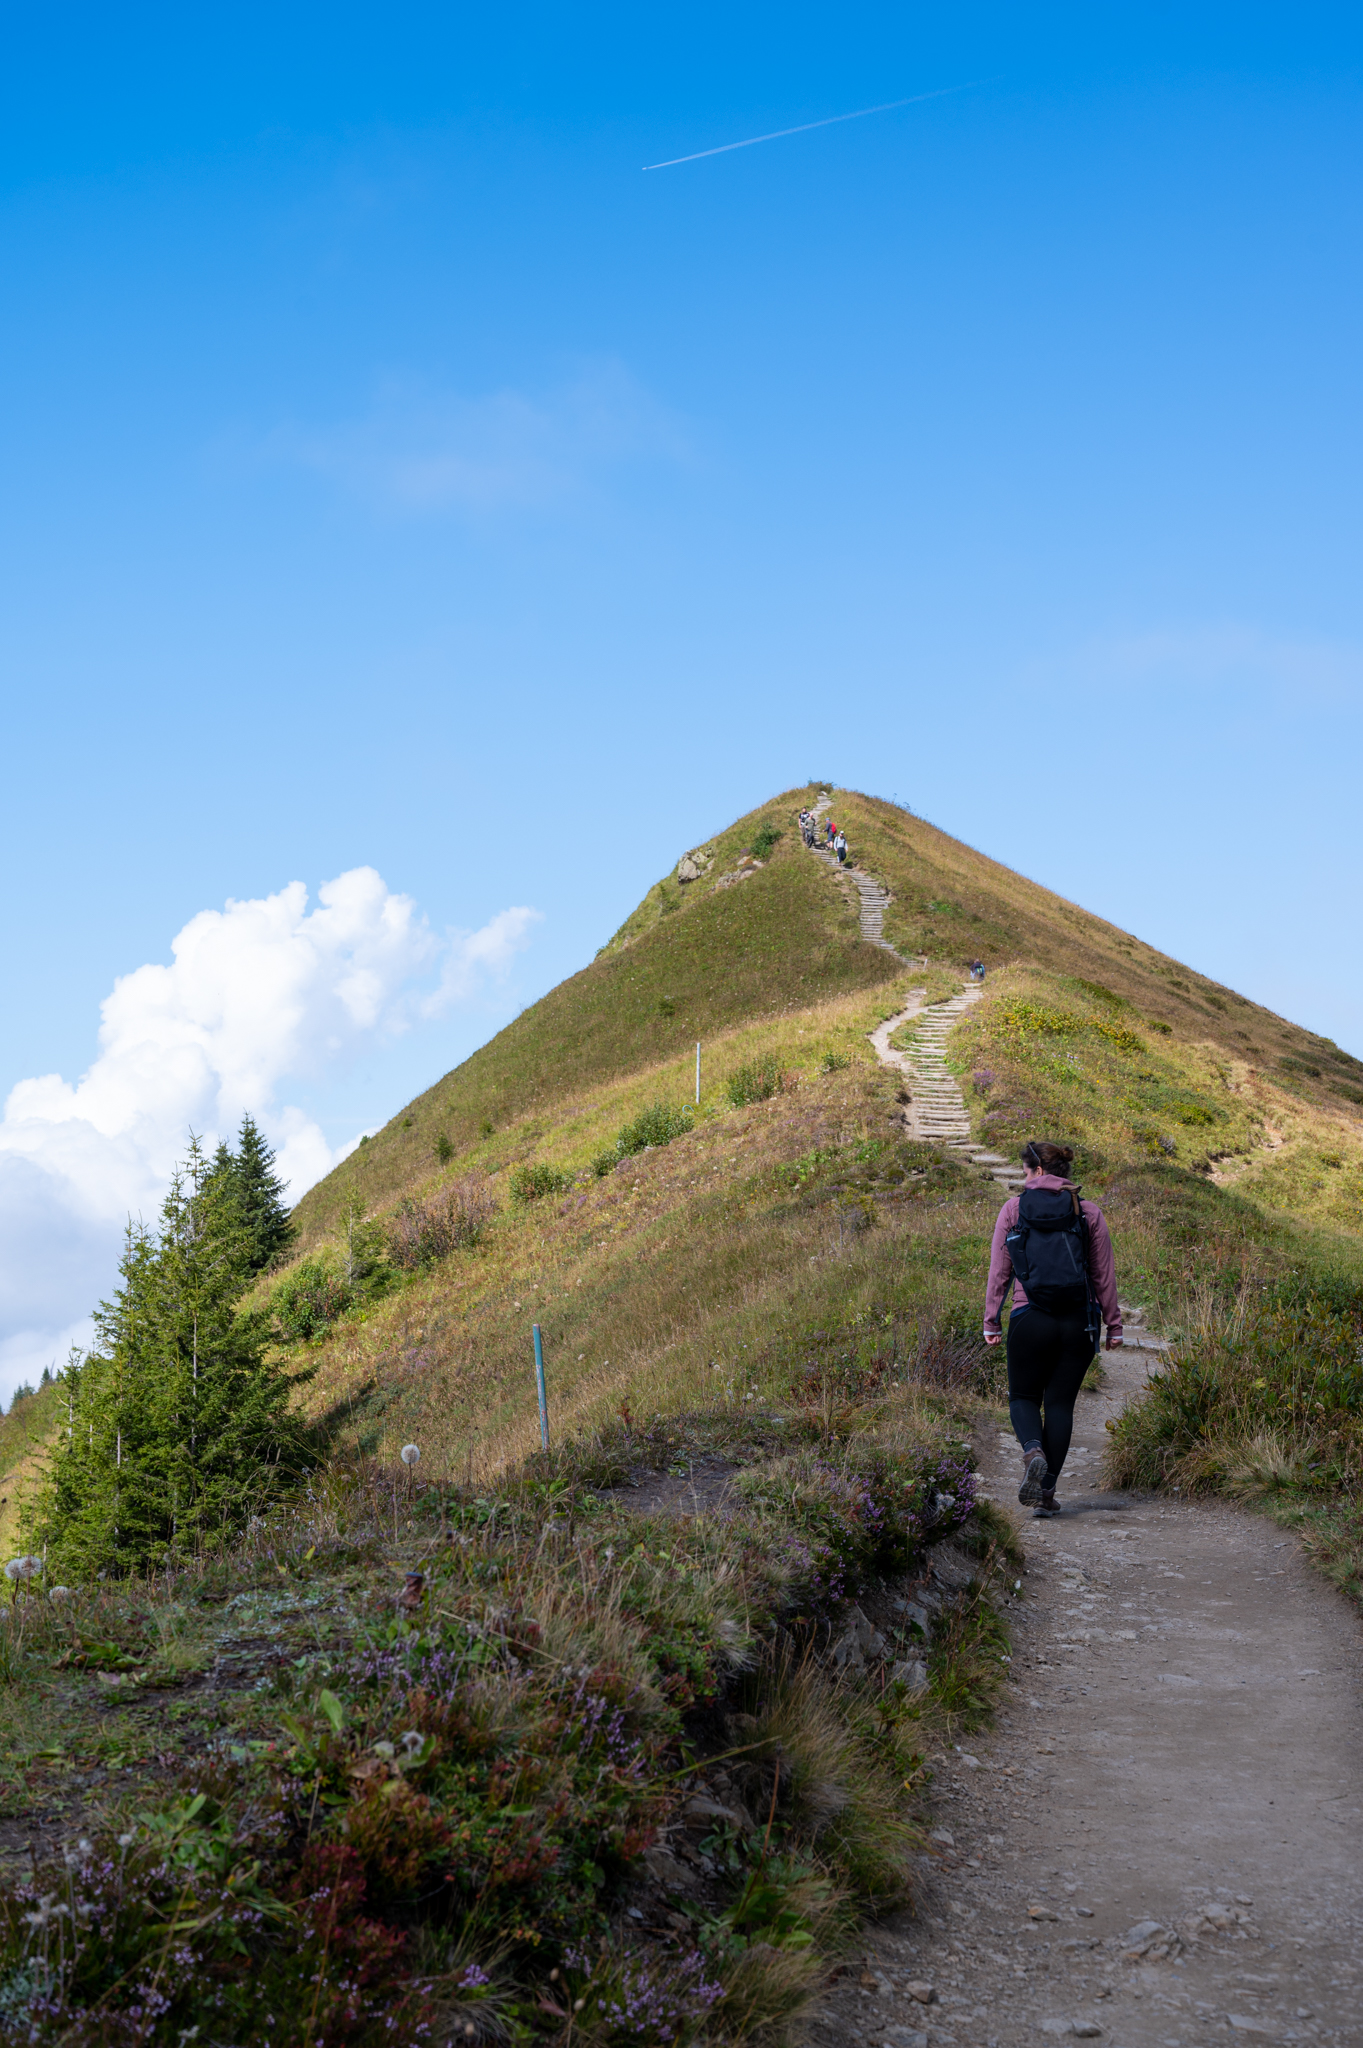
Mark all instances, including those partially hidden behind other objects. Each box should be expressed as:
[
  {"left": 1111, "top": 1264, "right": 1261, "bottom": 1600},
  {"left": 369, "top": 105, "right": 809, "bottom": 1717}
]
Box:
[
  {"left": 253, "top": 359, "right": 689, "bottom": 515},
  {"left": 0, "top": 869, "right": 539, "bottom": 1407}
]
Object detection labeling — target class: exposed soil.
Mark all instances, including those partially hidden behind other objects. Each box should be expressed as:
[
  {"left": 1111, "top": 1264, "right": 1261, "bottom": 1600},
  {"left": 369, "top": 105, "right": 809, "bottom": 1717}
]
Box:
[
  {"left": 813, "top": 1348, "right": 1363, "bottom": 2048},
  {"left": 611, "top": 1457, "right": 742, "bottom": 1519}
]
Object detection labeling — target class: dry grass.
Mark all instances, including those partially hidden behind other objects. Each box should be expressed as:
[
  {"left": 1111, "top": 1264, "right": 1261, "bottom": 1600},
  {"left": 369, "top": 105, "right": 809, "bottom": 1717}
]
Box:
[
  {"left": 830, "top": 790, "right": 1363, "bottom": 1117},
  {"left": 242, "top": 986, "right": 998, "bottom": 1487},
  {"left": 291, "top": 792, "right": 906, "bottom": 1250}
]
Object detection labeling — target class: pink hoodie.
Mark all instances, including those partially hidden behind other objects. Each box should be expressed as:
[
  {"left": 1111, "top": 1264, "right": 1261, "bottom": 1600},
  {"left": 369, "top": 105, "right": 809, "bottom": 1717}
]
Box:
[{"left": 984, "top": 1174, "right": 1122, "bottom": 1337}]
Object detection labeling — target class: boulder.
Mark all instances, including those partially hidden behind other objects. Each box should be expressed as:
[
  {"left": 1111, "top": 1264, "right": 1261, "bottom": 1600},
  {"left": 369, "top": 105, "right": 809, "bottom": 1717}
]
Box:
[
  {"left": 642, "top": 1844, "right": 698, "bottom": 1893},
  {"left": 682, "top": 1792, "right": 751, "bottom": 1831},
  {"left": 830, "top": 1604, "right": 888, "bottom": 1671}
]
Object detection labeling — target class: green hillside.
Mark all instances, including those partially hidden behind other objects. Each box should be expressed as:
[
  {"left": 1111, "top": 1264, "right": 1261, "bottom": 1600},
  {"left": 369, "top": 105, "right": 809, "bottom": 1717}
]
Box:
[
  {"left": 263, "top": 782, "right": 1363, "bottom": 1501},
  {"left": 4, "top": 783, "right": 1362, "bottom": 2047},
  {"left": 295, "top": 782, "right": 1363, "bottom": 1256},
  {"left": 291, "top": 786, "right": 900, "bottom": 1248}
]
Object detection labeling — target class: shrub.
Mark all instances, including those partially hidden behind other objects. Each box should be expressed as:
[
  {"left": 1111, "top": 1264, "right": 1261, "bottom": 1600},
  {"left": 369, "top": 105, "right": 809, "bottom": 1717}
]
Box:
[
  {"left": 750, "top": 824, "right": 783, "bottom": 860},
  {"left": 1094, "top": 1019, "right": 1147, "bottom": 1055},
  {"left": 727, "top": 1057, "right": 781, "bottom": 1107},
  {"left": 1105, "top": 1279, "right": 1363, "bottom": 1496},
  {"left": 388, "top": 1180, "right": 496, "bottom": 1268},
  {"left": 615, "top": 1102, "right": 695, "bottom": 1157},
  {"left": 819, "top": 1049, "right": 850, "bottom": 1074},
  {"left": 1168, "top": 1100, "right": 1221, "bottom": 1128},
  {"left": 735, "top": 1443, "right": 978, "bottom": 1607},
  {"left": 1071, "top": 978, "right": 1126, "bottom": 1006},
  {"left": 435, "top": 1132, "right": 455, "bottom": 1164},
  {"left": 509, "top": 1163, "right": 574, "bottom": 1205},
  {"left": 271, "top": 1258, "right": 354, "bottom": 1341}
]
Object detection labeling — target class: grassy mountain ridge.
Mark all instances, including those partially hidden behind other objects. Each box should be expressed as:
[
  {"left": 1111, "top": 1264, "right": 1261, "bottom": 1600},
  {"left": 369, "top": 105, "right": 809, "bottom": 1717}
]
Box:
[
  {"left": 830, "top": 790, "right": 1363, "bottom": 1103},
  {"left": 295, "top": 785, "right": 1363, "bottom": 1259},
  {"left": 291, "top": 786, "right": 899, "bottom": 1250},
  {"left": 244, "top": 784, "right": 1363, "bottom": 1503}
]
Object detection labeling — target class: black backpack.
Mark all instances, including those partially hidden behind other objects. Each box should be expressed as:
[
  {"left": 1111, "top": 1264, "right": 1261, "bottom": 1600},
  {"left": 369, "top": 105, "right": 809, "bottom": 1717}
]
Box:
[{"left": 1005, "top": 1186, "right": 1092, "bottom": 1314}]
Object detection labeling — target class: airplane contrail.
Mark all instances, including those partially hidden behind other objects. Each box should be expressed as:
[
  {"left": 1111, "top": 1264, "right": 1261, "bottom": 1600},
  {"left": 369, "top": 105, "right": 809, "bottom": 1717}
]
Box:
[{"left": 642, "top": 82, "right": 984, "bottom": 171}]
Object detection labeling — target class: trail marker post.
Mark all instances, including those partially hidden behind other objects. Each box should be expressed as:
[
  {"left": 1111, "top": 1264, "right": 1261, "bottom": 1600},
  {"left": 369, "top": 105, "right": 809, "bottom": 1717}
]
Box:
[
  {"left": 532, "top": 1324, "right": 550, "bottom": 1450},
  {"left": 695, "top": 1041, "right": 701, "bottom": 1105}
]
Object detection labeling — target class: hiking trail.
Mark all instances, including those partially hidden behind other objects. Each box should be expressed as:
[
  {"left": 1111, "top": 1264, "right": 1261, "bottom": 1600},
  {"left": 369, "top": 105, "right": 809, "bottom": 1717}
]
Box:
[
  {"left": 811, "top": 1348, "right": 1363, "bottom": 2048},
  {"left": 802, "top": 800, "right": 1363, "bottom": 2044},
  {"left": 803, "top": 805, "right": 1010, "bottom": 1184}
]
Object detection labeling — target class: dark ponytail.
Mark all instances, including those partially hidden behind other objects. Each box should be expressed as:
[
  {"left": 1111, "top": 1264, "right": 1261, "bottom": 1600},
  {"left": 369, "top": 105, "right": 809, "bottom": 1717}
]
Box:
[{"left": 1022, "top": 1139, "right": 1075, "bottom": 1178}]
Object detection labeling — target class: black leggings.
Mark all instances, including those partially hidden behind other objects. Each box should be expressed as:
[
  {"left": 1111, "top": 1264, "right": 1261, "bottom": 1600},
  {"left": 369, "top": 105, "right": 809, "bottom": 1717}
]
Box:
[{"left": 1007, "top": 1305, "right": 1094, "bottom": 1493}]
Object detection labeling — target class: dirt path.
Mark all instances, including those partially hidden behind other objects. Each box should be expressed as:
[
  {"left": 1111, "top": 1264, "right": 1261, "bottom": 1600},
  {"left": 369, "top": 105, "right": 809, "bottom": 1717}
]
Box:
[{"left": 814, "top": 1347, "right": 1363, "bottom": 2048}]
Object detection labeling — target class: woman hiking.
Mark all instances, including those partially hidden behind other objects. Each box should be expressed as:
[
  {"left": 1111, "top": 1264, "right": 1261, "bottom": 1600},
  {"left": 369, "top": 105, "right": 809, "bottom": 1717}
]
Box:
[{"left": 983, "top": 1140, "right": 1123, "bottom": 1517}]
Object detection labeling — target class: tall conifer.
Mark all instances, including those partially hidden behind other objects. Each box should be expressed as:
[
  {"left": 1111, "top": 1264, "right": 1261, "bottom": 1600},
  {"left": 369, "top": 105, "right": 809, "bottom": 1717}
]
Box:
[
  {"left": 205, "top": 1114, "right": 296, "bottom": 1274},
  {"left": 38, "top": 1139, "right": 312, "bottom": 1577},
  {"left": 232, "top": 1112, "right": 297, "bottom": 1272}
]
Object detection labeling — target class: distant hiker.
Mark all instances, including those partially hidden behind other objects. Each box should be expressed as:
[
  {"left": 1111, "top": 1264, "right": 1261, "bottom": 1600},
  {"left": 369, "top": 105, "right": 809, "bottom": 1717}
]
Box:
[
  {"left": 834, "top": 830, "right": 848, "bottom": 864},
  {"left": 970, "top": 959, "right": 985, "bottom": 982},
  {"left": 825, "top": 818, "right": 836, "bottom": 846},
  {"left": 983, "top": 1140, "right": 1123, "bottom": 1517}
]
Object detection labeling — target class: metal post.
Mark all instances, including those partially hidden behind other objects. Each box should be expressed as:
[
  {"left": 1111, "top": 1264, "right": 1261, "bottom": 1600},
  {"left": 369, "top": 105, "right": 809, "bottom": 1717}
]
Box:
[
  {"left": 533, "top": 1324, "right": 549, "bottom": 1451},
  {"left": 695, "top": 1041, "right": 701, "bottom": 1105}
]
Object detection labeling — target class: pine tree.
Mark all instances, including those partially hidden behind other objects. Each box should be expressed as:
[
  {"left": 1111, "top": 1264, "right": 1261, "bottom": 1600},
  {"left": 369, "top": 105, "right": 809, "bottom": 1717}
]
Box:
[
  {"left": 38, "top": 1139, "right": 313, "bottom": 1577},
  {"left": 206, "top": 1113, "right": 296, "bottom": 1275}
]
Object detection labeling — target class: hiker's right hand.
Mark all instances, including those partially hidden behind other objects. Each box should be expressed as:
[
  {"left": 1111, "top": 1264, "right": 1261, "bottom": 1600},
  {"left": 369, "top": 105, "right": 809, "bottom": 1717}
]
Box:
[
  {"left": 1106, "top": 1333, "right": 1124, "bottom": 1350},
  {"left": 983, "top": 1330, "right": 1002, "bottom": 1346}
]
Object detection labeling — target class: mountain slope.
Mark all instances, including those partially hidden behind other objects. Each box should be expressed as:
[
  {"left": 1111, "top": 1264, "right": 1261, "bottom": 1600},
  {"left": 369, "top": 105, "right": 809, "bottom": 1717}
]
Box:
[
  {"left": 8, "top": 789, "right": 1361, "bottom": 2048},
  {"left": 294, "top": 784, "right": 1363, "bottom": 1253},
  {"left": 241, "top": 785, "right": 1363, "bottom": 1500},
  {"left": 291, "top": 788, "right": 902, "bottom": 1248}
]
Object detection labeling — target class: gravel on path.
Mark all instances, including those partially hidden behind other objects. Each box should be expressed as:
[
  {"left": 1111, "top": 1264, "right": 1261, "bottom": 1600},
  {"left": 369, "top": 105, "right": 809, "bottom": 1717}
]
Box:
[{"left": 811, "top": 1348, "right": 1363, "bottom": 2048}]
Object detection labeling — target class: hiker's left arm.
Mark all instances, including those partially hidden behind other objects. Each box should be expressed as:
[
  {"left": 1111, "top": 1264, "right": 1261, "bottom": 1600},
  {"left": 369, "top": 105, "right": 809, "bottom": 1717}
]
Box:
[{"left": 1085, "top": 1204, "right": 1123, "bottom": 1345}]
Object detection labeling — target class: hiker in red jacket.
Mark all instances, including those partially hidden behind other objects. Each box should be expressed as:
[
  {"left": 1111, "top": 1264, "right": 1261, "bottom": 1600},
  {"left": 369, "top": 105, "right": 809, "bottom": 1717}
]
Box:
[{"left": 983, "top": 1140, "right": 1123, "bottom": 1517}]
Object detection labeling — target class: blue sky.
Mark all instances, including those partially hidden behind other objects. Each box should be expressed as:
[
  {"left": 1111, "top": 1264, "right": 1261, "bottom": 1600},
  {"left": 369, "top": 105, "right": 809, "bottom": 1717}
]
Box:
[{"left": 2, "top": 3, "right": 1361, "bottom": 1393}]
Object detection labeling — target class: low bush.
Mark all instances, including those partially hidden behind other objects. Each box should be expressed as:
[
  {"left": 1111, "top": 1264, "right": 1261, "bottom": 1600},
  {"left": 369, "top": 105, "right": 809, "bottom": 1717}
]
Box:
[
  {"left": 595, "top": 1102, "right": 696, "bottom": 1173},
  {"left": 1104, "top": 1277, "right": 1363, "bottom": 1496},
  {"left": 0, "top": 1405, "right": 998, "bottom": 2046},
  {"left": 388, "top": 1179, "right": 496, "bottom": 1268},
  {"left": 749, "top": 824, "right": 783, "bottom": 860},
  {"left": 726, "top": 1057, "right": 781, "bottom": 1107},
  {"left": 735, "top": 1441, "right": 978, "bottom": 1606},
  {"left": 819, "top": 1049, "right": 850, "bottom": 1074},
  {"left": 270, "top": 1256, "right": 354, "bottom": 1341},
  {"left": 509, "top": 1162, "right": 574, "bottom": 1205}
]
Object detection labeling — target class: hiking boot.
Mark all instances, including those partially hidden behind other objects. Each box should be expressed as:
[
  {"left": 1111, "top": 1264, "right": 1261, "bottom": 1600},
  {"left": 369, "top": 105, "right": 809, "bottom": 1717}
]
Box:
[
  {"left": 1032, "top": 1496, "right": 1061, "bottom": 1519},
  {"left": 1018, "top": 1452, "right": 1048, "bottom": 1506}
]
